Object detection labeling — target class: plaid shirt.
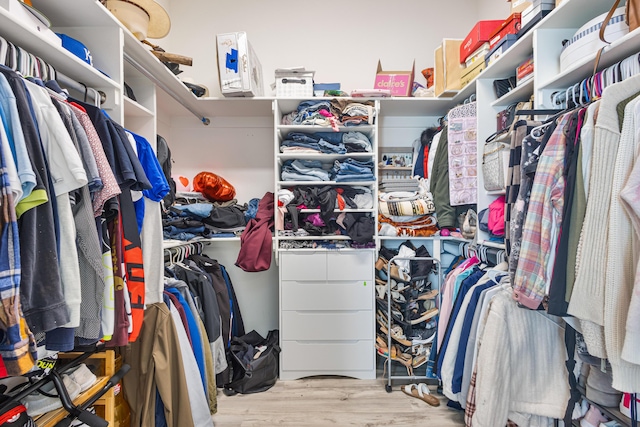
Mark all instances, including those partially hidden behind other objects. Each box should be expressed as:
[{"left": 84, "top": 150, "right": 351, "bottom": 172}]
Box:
[
  {"left": 0, "top": 131, "right": 37, "bottom": 375},
  {"left": 513, "top": 114, "right": 570, "bottom": 310}
]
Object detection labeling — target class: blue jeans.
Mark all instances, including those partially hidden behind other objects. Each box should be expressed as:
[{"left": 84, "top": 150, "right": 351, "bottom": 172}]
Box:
[
  {"left": 282, "top": 169, "right": 327, "bottom": 181},
  {"left": 335, "top": 174, "right": 375, "bottom": 182}
]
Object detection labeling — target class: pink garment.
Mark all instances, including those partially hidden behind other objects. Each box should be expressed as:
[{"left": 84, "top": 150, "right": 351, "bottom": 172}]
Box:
[
  {"left": 488, "top": 196, "right": 506, "bottom": 236},
  {"left": 236, "top": 192, "right": 274, "bottom": 272},
  {"left": 437, "top": 256, "right": 480, "bottom": 349},
  {"left": 305, "top": 213, "right": 325, "bottom": 227}
]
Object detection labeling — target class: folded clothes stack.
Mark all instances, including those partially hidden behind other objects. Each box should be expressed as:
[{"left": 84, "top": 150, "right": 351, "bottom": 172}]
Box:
[
  {"left": 280, "top": 131, "right": 372, "bottom": 154},
  {"left": 379, "top": 176, "right": 421, "bottom": 193},
  {"left": 163, "top": 198, "right": 259, "bottom": 241},
  {"left": 280, "top": 158, "right": 375, "bottom": 182},
  {"left": 378, "top": 178, "right": 438, "bottom": 237},
  {"left": 281, "top": 99, "right": 376, "bottom": 127},
  {"left": 276, "top": 185, "right": 375, "bottom": 243},
  {"left": 332, "top": 158, "right": 375, "bottom": 182}
]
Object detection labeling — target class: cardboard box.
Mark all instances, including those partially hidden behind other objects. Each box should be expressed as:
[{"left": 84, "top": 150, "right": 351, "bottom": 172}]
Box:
[
  {"left": 434, "top": 39, "right": 464, "bottom": 97},
  {"left": 489, "top": 13, "right": 521, "bottom": 49},
  {"left": 460, "top": 20, "right": 504, "bottom": 63},
  {"left": 216, "top": 32, "right": 264, "bottom": 97},
  {"left": 460, "top": 60, "right": 485, "bottom": 87},
  {"left": 485, "top": 34, "right": 518, "bottom": 67},
  {"left": 511, "top": 0, "right": 532, "bottom": 13},
  {"left": 516, "top": 56, "right": 534, "bottom": 84},
  {"left": 465, "top": 42, "right": 491, "bottom": 68},
  {"left": 374, "top": 60, "right": 414, "bottom": 97}
]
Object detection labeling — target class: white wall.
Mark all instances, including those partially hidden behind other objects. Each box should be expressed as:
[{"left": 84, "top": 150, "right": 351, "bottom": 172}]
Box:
[
  {"left": 477, "top": 0, "right": 512, "bottom": 20},
  {"left": 156, "top": 0, "right": 510, "bottom": 97},
  {"left": 154, "top": 0, "right": 511, "bottom": 335}
]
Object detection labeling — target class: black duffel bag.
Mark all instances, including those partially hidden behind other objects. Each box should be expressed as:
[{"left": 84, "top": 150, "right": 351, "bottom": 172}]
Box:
[{"left": 224, "top": 329, "right": 280, "bottom": 395}]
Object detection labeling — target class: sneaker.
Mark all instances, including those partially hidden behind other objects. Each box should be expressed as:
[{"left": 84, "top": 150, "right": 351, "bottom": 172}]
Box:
[
  {"left": 22, "top": 374, "right": 82, "bottom": 417},
  {"left": 66, "top": 363, "right": 97, "bottom": 392}
]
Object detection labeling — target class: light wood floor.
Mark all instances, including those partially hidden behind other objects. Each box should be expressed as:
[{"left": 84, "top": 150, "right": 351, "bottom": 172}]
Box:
[{"left": 212, "top": 377, "right": 466, "bottom": 427}]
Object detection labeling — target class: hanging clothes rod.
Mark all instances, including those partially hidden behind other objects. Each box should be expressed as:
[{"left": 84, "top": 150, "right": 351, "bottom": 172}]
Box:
[
  {"left": 56, "top": 71, "right": 105, "bottom": 106},
  {"left": 123, "top": 52, "right": 211, "bottom": 126}
]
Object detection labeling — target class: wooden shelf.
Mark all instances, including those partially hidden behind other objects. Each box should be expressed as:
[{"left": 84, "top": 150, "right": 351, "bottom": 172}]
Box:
[
  {"left": 35, "top": 377, "right": 109, "bottom": 427},
  {"left": 35, "top": 350, "right": 116, "bottom": 427}
]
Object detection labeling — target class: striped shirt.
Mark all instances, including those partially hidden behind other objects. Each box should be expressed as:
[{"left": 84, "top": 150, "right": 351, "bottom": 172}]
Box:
[
  {"left": 0, "top": 128, "right": 37, "bottom": 375},
  {"left": 513, "top": 114, "right": 570, "bottom": 309}
]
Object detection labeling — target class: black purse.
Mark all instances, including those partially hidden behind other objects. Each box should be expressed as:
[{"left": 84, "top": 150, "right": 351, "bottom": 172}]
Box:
[
  {"left": 224, "top": 330, "right": 281, "bottom": 395},
  {"left": 493, "top": 76, "right": 517, "bottom": 98}
]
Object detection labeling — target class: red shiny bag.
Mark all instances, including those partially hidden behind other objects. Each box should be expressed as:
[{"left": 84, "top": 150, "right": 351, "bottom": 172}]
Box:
[{"left": 193, "top": 171, "right": 236, "bottom": 202}]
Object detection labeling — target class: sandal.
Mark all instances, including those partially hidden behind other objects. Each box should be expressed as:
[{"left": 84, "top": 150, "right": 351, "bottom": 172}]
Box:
[
  {"left": 401, "top": 383, "right": 440, "bottom": 407},
  {"left": 408, "top": 308, "right": 439, "bottom": 325},
  {"left": 379, "top": 324, "right": 412, "bottom": 347},
  {"left": 389, "top": 264, "right": 411, "bottom": 282}
]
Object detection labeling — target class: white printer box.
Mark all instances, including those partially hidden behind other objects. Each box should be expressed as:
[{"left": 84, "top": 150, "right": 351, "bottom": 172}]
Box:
[{"left": 216, "top": 31, "right": 264, "bottom": 97}]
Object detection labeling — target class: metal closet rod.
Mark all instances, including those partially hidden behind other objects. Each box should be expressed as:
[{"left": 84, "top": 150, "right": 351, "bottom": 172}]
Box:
[
  {"left": 123, "top": 52, "right": 211, "bottom": 126},
  {"left": 56, "top": 72, "right": 104, "bottom": 106}
]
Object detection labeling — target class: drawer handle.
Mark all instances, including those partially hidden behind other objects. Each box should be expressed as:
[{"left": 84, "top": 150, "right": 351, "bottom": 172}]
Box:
[
  {"left": 292, "top": 310, "right": 362, "bottom": 314},
  {"left": 293, "top": 340, "right": 363, "bottom": 345}
]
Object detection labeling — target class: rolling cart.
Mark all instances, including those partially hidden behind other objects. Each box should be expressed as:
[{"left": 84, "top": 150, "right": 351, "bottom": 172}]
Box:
[{"left": 380, "top": 255, "right": 442, "bottom": 393}]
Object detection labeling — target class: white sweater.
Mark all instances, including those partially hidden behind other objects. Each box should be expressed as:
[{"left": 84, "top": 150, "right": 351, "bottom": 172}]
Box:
[
  {"left": 570, "top": 75, "right": 640, "bottom": 356},
  {"left": 621, "top": 101, "right": 640, "bottom": 366},
  {"left": 472, "top": 289, "right": 568, "bottom": 427},
  {"left": 604, "top": 95, "right": 640, "bottom": 392}
]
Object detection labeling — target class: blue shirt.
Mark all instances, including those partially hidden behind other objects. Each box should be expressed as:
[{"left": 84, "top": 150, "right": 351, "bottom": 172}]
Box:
[
  {"left": 450, "top": 274, "right": 506, "bottom": 393},
  {"left": 436, "top": 267, "right": 485, "bottom": 377},
  {"left": 165, "top": 287, "right": 207, "bottom": 396}
]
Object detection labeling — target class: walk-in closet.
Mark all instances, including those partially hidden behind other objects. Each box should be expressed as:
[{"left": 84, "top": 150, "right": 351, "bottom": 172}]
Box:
[{"left": 1, "top": 0, "right": 640, "bottom": 426}]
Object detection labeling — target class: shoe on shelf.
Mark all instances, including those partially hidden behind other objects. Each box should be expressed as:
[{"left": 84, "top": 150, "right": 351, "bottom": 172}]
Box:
[
  {"left": 401, "top": 383, "right": 440, "bottom": 407},
  {"left": 407, "top": 308, "right": 439, "bottom": 326},
  {"left": 389, "top": 264, "right": 411, "bottom": 283},
  {"left": 411, "top": 245, "right": 434, "bottom": 281},
  {"left": 22, "top": 374, "right": 82, "bottom": 417},
  {"left": 66, "top": 363, "right": 97, "bottom": 392},
  {"left": 379, "top": 323, "right": 412, "bottom": 347},
  {"left": 376, "top": 247, "right": 397, "bottom": 271},
  {"left": 392, "top": 243, "right": 416, "bottom": 274}
]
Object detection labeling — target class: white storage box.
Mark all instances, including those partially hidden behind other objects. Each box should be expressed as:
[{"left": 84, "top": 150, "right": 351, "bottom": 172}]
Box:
[
  {"left": 560, "top": 7, "right": 628, "bottom": 73},
  {"left": 216, "top": 31, "right": 264, "bottom": 97},
  {"left": 275, "top": 69, "right": 315, "bottom": 98}
]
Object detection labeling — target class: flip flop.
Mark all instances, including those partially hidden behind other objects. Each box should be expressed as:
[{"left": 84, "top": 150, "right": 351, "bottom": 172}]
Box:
[{"left": 401, "top": 383, "right": 440, "bottom": 407}]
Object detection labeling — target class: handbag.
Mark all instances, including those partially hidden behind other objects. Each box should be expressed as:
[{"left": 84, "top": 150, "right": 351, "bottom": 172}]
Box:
[
  {"left": 225, "top": 329, "right": 280, "bottom": 395},
  {"left": 493, "top": 76, "right": 517, "bottom": 98},
  {"left": 495, "top": 101, "right": 532, "bottom": 132},
  {"left": 482, "top": 128, "right": 511, "bottom": 192}
]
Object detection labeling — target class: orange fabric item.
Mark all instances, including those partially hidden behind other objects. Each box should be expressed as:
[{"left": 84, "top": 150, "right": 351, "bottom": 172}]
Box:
[
  {"left": 335, "top": 188, "right": 346, "bottom": 210},
  {"left": 193, "top": 171, "right": 236, "bottom": 202}
]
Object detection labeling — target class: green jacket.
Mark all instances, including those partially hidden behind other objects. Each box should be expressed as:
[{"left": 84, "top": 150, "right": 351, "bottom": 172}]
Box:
[{"left": 429, "top": 127, "right": 475, "bottom": 228}]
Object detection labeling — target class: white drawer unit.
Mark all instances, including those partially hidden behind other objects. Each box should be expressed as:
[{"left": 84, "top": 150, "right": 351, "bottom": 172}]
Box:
[
  {"left": 280, "top": 281, "right": 373, "bottom": 311},
  {"left": 281, "top": 310, "right": 373, "bottom": 341},
  {"left": 280, "top": 340, "right": 375, "bottom": 380},
  {"left": 279, "top": 250, "right": 376, "bottom": 380}
]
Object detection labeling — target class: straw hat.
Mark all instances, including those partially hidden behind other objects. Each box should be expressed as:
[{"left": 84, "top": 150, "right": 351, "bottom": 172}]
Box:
[{"left": 106, "top": 0, "right": 170, "bottom": 40}]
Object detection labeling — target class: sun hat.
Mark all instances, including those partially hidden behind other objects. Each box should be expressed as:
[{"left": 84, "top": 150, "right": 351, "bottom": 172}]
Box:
[{"left": 105, "top": 0, "right": 170, "bottom": 40}]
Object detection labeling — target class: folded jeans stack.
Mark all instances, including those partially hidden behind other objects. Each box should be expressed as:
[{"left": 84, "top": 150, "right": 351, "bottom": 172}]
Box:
[
  {"left": 280, "top": 132, "right": 347, "bottom": 155},
  {"left": 332, "top": 158, "right": 375, "bottom": 182},
  {"left": 281, "top": 159, "right": 332, "bottom": 182}
]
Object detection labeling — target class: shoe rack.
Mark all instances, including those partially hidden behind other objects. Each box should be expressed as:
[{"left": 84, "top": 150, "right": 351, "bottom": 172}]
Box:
[{"left": 34, "top": 350, "right": 117, "bottom": 427}]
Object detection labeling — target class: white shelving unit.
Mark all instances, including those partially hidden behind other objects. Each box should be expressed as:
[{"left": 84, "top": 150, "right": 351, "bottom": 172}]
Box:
[{"left": 5, "top": 0, "right": 633, "bottom": 382}]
